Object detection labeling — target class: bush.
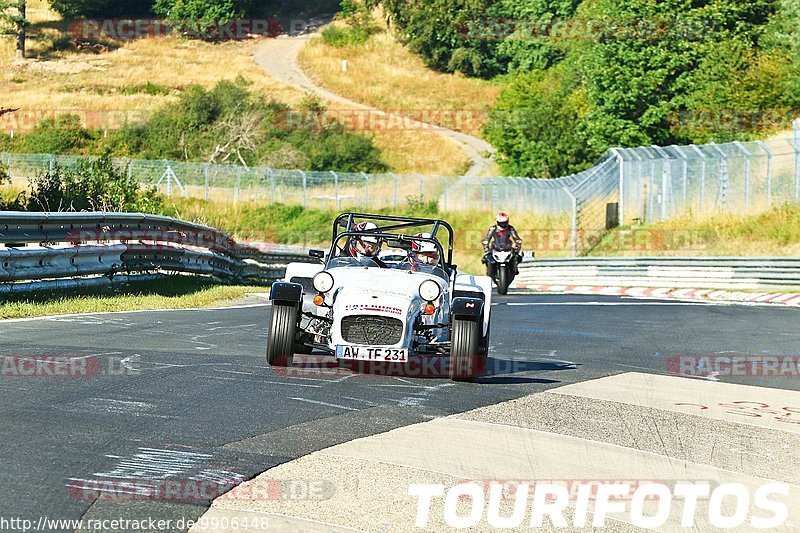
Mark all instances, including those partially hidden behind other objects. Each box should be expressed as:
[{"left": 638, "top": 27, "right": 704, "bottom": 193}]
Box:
[
  {"left": 50, "top": 0, "right": 156, "bottom": 17},
  {"left": 322, "top": 1, "right": 379, "bottom": 47},
  {"left": 24, "top": 153, "right": 162, "bottom": 213},
  {"left": 6, "top": 80, "right": 387, "bottom": 173},
  {"left": 16, "top": 115, "right": 95, "bottom": 155},
  {"left": 321, "top": 24, "right": 372, "bottom": 47}
]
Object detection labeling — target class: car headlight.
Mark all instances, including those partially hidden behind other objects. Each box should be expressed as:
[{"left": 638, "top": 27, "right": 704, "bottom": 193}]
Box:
[
  {"left": 419, "top": 280, "right": 442, "bottom": 302},
  {"left": 313, "top": 271, "right": 334, "bottom": 293}
]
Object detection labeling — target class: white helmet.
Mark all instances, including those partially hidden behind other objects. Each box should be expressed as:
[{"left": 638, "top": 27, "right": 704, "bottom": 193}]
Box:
[
  {"left": 348, "top": 222, "right": 381, "bottom": 257},
  {"left": 411, "top": 233, "right": 439, "bottom": 265}
]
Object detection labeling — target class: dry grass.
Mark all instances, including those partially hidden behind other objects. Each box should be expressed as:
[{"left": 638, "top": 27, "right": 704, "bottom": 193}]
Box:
[
  {"left": 0, "top": 3, "right": 470, "bottom": 176},
  {"left": 1, "top": 36, "right": 304, "bottom": 132},
  {"left": 590, "top": 204, "right": 800, "bottom": 257},
  {"left": 298, "top": 30, "right": 503, "bottom": 137},
  {"left": 369, "top": 131, "right": 469, "bottom": 176}
]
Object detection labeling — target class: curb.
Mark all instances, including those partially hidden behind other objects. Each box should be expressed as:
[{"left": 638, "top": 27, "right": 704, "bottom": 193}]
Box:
[{"left": 514, "top": 284, "right": 800, "bottom": 307}]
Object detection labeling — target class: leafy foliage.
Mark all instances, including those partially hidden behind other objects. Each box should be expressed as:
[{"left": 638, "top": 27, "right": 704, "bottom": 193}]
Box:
[
  {"left": 22, "top": 153, "right": 163, "bottom": 212},
  {"left": 5, "top": 80, "right": 387, "bottom": 173},
  {"left": 369, "top": 0, "right": 797, "bottom": 176},
  {"left": 152, "top": 0, "right": 254, "bottom": 20},
  {"left": 49, "top": 0, "right": 155, "bottom": 17}
]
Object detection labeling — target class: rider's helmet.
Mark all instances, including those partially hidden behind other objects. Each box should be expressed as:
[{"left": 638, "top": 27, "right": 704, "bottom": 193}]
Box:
[
  {"left": 496, "top": 212, "right": 510, "bottom": 229},
  {"left": 348, "top": 222, "right": 381, "bottom": 257},
  {"left": 410, "top": 233, "right": 440, "bottom": 266}
]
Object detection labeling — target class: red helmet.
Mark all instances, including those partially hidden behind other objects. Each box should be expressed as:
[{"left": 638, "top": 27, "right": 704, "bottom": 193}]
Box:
[
  {"left": 410, "top": 233, "right": 439, "bottom": 265},
  {"left": 496, "top": 212, "right": 510, "bottom": 229},
  {"left": 348, "top": 222, "right": 381, "bottom": 257}
]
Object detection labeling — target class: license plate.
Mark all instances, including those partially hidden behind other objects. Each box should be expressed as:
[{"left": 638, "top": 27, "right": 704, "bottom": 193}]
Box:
[{"left": 336, "top": 345, "right": 408, "bottom": 362}]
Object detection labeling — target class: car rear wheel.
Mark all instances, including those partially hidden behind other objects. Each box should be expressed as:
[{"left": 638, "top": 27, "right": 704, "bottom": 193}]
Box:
[
  {"left": 266, "top": 303, "right": 298, "bottom": 367},
  {"left": 450, "top": 318, "right": 481, "bottom": 382}
]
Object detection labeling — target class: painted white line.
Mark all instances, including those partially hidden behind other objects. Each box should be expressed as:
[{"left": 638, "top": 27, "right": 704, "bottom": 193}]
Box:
[
  {"left": 340, "top": 396, "right": 379, "bottom": 406},
  {"left": 0, "top": 303, "right": 271, "bottom": 324},
  {"left": 208, "top": 376, "right": 322, "bottom": 388},
  {"left": 289, "top": 397, "right": 359, "bottom": 411},
  {"left": 506, "top": 301, "right": 730, "bottom": 307}
]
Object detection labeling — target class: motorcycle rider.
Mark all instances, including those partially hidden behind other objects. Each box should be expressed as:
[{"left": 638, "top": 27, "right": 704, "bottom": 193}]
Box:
[
  {"left": 342, "top": 221, "right": 388, "bottom": 267},
  {"left": 482, "top": 212, "right": 523, "bottom": 275}
]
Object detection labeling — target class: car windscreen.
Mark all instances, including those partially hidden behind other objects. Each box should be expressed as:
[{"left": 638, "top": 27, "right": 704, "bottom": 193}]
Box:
[
  {"left": 326, "top": 256, "right": 382, "bottom": 269},
  {"left": 397, "top": 262, "right": 448, "bottom": 280}
]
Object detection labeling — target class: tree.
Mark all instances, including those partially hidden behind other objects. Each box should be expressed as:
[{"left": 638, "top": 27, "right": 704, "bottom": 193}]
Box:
[
  {"left": 0, "top": 1, "right": 28, "bottom": 60},
  {"left": 152, "top": 0, "right": 255, "bottom": 20},
  {"left": 49, "top": 0, "right": 155, "bottom": 17}
]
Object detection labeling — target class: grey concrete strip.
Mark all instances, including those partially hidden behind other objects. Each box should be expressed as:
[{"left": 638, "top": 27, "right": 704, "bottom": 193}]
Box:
[
  {"left": 549, "top": 372, "right": 800, "bottom": 433},
  {"left": 194, "top": 410, "right": 800, "bottom": 531},
  {"left": 224, "top": 405, "right": 445, "bottom": 458},
  {"left": 456, "top": 391, "right": 800, "bottom": 484}
]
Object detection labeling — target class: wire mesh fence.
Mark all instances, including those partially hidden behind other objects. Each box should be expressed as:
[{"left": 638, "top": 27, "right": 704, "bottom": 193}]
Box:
[{"left": 1, "top": 119, "right": 798, "bottom": 257}]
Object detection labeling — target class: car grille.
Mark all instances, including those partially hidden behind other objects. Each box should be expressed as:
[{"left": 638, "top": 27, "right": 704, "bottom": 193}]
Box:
[{"left": 341, "top": 315, "right": 403, "bottom": 345}]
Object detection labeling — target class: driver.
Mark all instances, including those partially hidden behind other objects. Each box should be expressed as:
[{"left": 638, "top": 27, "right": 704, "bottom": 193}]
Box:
[
  {"left": 342, "top": 221, "right": 388, "bottom": 267},
  {"left": 402, "top": 233, "right": 440, "bottom": 271},
  {"left": 410, "top": 233, "right": 440, "bottom": 266}
]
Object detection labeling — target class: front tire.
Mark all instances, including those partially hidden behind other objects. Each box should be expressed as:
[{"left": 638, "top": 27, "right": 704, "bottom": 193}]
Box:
[
  {"left": 266, "top": 303, "right": 298, "bottom": 367},
  {"left": 497, "top": 266, "right": 510, "bottom": 295},
  {"left": 450, "top": 318, "right": 481, "bottom": 382}
]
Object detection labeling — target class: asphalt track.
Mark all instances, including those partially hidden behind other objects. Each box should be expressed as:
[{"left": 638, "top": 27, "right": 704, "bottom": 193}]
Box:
[{"left": 1, "top": 292, "right": 799, "bottom": 531}]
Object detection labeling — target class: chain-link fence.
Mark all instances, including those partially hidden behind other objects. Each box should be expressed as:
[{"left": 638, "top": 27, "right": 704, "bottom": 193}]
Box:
[
  {"left": 616, "top": 135, "right": 800, "bottom": 224},
  {"left": 2, "top": 120, "right": 798, "bottom": 257}
]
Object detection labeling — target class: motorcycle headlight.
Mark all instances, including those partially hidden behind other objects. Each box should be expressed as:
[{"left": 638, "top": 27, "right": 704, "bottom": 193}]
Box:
[
  {"left": 313, "top": 271, "right": 334, "bottom": 293},
  {"left": 419, "top": 280, "right": 442, "bottom": 302}
]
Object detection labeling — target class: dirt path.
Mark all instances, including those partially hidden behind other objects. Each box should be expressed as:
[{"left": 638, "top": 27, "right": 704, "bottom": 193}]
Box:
[{"left": 253, "top": 34, "right": 496, "bottom": 178}]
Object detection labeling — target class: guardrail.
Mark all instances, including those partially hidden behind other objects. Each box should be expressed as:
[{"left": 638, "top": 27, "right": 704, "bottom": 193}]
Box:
[
  {"left": 516, "top": 257, "right": 800, "bottom": 291},
  {"left": 0, "top": 212, "right": 317, "bottom": 291}
]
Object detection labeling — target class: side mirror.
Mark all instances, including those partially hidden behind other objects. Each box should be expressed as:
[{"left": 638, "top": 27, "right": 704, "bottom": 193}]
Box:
[{"left": 309, "top": 249, "right": 325, "bottom": 259}]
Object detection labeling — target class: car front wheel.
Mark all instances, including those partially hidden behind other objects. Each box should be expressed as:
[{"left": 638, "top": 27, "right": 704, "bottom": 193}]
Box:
[
  {"left": 450, "top": 318, "right": 482, "bottom": 382},
  {"left": 266, "top": 303, "right": 298, "bottom": 367}
]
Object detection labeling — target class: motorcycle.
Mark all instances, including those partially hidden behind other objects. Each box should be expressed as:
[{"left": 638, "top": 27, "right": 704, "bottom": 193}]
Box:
[{"left": 483, "top": 248, "right": 521, "bottom": 295}]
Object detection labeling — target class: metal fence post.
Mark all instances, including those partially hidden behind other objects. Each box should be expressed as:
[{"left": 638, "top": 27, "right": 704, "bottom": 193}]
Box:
[
  {"left": 671, "top": 145, "right": 689, "bottom": 215},
  {"left": 793, "top": 118, "right": 800, "bottom": 200},
  {"left": 733, "top": 141, "right": 751, "bottom": 210},
  {"left": 234, "top": 167, "right": 241, "bottom": 203},
  {"left": 611, "top": 148, "right": 625, "bottom": 225},
  {"left": 48, "top": 154, "right": 54, "bottom": 177},
  {"left": 565, "top": 188, "right": 578, "bottom": 258},
  {"left": 204, "top": 164, "right": 210, "bottom": 201},
  {"left": 757, "top": 141, "right": 772, "bottom": 204},
  {"left": 300, "top": 170, "right": 307, "bottom": 208},
  {"left": 269, "top": 168, "right": 275, "bottom": 204},
  {"left": 331, "top": 171, "right": 339, "bottom": 209},
  {"left": 393, "top": 174, "right": 398, "bottom": 207},
  {"left": 361, "top": 172, "right": 369, "bottom": 206}
]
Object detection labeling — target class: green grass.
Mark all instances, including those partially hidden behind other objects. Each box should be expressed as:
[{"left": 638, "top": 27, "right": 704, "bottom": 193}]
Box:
[
  {"left": 588, "top": 203, "right": 800, "bottom": 257},
  {"left": 0, "top": 276, "right": 266, "bottom": 320},
  {"left": 160, "top": 197, "right": 571, "bottom": 273}
]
